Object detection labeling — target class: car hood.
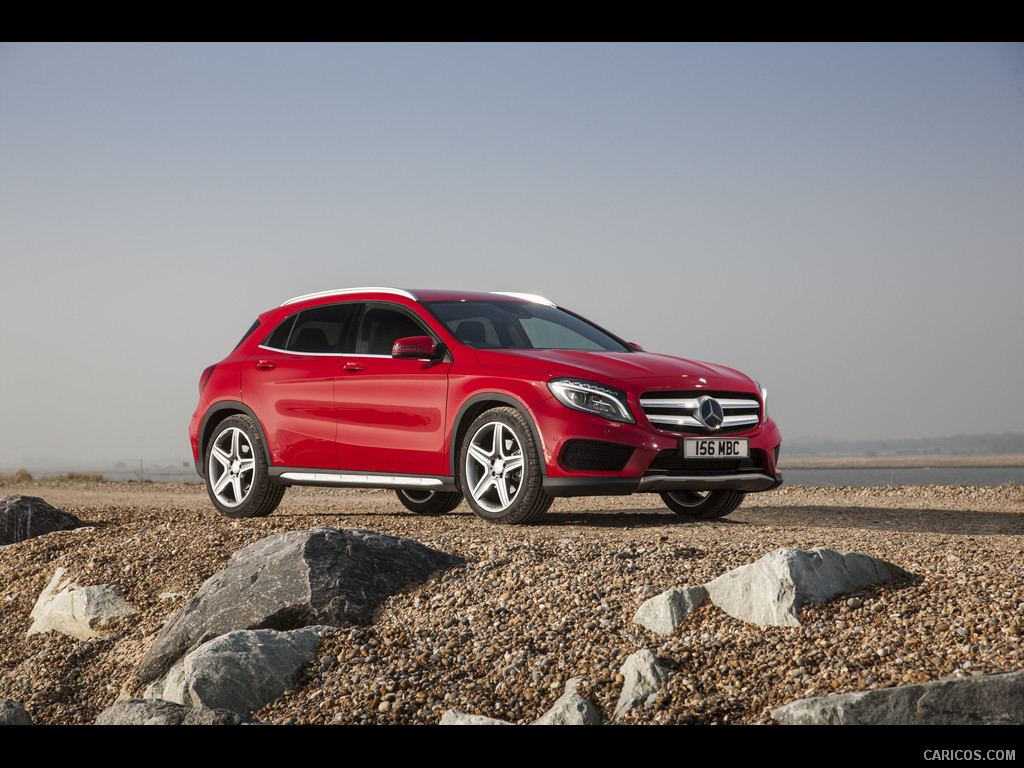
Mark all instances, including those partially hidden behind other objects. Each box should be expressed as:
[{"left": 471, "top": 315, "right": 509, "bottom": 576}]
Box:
[{"left": 473, "top": 349, "right": 755, "bottom": 391}]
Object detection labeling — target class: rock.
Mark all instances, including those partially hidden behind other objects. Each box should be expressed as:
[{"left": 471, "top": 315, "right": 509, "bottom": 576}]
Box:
[
  {"left": 705, "top": 547, "right": 907, "bottom": 627},
  {"left": 0, "top": 699, "right": 32, "bottom": 725},
  {"left": 137, "top": 527, "right": 464, "bottom": 684},
  {"left": 533, "top": 678, "right": 602, "bottom": 725},
  {"left": 440, "top": 709, "right": 514, "bottom": 725},
  {"left": 27, "top": 568, "right": 135, "bottom": 640},
  {"left": 0, "top": 495, "right": 81, "bottom": 545},
  {"left": 633, "top": 585, "right": 708, "bottom": 635},
  {"left": 613, "top": 649, "right": 669, "bottom": 720},
  {"left": 772, "top": 670, "right": 1024, "bottom": 725},
  {"left": 95, "top": 699, "right": 246, "bottom": 725},
  {"left": 149, "top": 627, "right": 330, "bottom": 716}
]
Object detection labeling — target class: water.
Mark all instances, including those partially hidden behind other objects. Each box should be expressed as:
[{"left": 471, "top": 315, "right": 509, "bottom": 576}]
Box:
[{"left": 781, "top": 466, "right": 1024, "bottom": 488}]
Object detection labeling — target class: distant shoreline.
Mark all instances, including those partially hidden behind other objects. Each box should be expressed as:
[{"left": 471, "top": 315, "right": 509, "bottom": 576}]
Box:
[{"left": 780, "top": 454, "right": 1024, "bottom": 469}]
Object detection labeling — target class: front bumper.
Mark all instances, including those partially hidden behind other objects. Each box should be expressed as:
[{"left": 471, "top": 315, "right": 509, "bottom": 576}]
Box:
[{"left": 527, "top": 395, "right": 783, "bottom": 497}]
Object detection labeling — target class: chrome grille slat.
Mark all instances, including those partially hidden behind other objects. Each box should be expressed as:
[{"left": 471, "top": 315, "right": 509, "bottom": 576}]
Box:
[
  {"left": 640, "top": 391, "right": 760, "bottom": 435},
  {"left": 646, "top": 413, "right": 759, "bottom": 428}
]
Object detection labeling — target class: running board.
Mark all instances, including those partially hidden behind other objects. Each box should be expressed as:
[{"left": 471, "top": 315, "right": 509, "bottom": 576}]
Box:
[{"left": 272, "top": 470, "right": 457, "bottom": 492}]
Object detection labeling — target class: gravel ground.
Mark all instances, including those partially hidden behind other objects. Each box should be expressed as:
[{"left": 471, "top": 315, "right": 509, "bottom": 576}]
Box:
[{"left": 0, "top": 479, "right": 1022, "bottom": 726}]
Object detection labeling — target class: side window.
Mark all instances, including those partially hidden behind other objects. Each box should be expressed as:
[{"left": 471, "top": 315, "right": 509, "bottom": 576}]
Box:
[
  {"left": 261, "top": 303, "right": 356, "bottom": 354},
  {"left": 355, "top": 305, "right": 431, "bottom": 355}
]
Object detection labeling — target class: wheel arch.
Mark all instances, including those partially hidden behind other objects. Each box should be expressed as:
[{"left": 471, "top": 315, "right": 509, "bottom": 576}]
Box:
[
  {"left": 196, "top": 401, "right": 273, "bottom": 479},
  {"left": 448, "top": 394, "right": 547, "bottom": 483}
]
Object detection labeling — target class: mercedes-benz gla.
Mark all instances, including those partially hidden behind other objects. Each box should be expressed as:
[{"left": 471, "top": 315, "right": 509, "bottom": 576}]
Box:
[{"left": 189, "top": 288, "right": 782, "bottom": 524}]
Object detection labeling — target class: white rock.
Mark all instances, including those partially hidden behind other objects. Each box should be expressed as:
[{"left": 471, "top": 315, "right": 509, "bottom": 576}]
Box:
[
  {"left": 533, "top": 678, "right": 602, "bottom": 725},
  {"left": 440, "top": 709, "right": 514, "bottom": 725},
  {"left": 613, "top": 649, "right": 669, "bottom": 720},
  {"left": 705, "top": 547, "right": 906, "bottom": 627},
  {"left": 28, "top": 567, "right": 135, "bottom": 640},
  {"left": 633, "top": 585, "right": 708, "bottom": 635}
]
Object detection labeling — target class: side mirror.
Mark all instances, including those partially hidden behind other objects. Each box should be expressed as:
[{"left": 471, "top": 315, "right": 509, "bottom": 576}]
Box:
[
  {"left": 629, "top": 342, "right": 645, "bottom": 351},
  {"left": 392, "top": 336, "right": 445, "bottom": 360}
]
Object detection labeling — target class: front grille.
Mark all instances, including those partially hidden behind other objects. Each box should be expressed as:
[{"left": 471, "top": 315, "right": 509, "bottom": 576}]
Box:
[
  {"left": 639, "top": 390, "right": 760, "bottom": 435},
  {"left": 560, "top": 440, "right": 634, "bottom": 472},
  {"left": 648, "top": 449, "right": 767, "bottom": 476}
]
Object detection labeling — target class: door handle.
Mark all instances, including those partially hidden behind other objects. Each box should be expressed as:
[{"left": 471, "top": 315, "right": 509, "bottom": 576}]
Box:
[
  {"left": 255, "top": 360, "right": 277, "bottom": 370},
  {"left": 342, "top": 362, "right": 366, "bottom": 372}
]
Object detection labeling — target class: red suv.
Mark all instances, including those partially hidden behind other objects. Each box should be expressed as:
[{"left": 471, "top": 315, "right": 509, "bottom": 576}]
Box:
[{"left": 189, "top": 288, "right": 782, "bottom": 524}]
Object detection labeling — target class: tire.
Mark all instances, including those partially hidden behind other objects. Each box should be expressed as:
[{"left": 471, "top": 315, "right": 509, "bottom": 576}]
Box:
[
  {"left": 458, "top": 407, "right": 553, "bottom": 524},
  {"left": 395, "top": 489, "right": 463, "bottom": 516},
  {"left": 204, "top": 415, "right": 285, "bottom": 518},
  {"left": 659, "top": 490, "right": 745, "bottom": 519}
]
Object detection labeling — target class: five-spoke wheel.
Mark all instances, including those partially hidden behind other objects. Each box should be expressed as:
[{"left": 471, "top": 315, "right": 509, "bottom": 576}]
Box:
[
  {"left": 459, "top": 407, "right": 552, "bottom": 524},
  {"left": 204, "top": 415, "right": 284, "bottom": 518}
]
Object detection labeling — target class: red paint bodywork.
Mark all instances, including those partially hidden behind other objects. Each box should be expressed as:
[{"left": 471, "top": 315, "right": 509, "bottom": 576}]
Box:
[{"left": 189, "top": 288, "right": 782, "bottom": 496}]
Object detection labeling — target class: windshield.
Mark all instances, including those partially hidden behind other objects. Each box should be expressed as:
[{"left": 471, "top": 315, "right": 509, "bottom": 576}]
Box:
[{"left": 423, "top": 301, "right": 632, "bottom": 352}]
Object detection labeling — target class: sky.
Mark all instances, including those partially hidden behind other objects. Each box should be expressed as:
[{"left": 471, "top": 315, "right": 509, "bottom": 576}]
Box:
[{"left": 1, "top": 42, "right": 1022, "bottom": 468}]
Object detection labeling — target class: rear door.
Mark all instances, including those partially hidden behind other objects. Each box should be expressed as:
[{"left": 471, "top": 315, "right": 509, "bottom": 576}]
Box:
[{"left": 241, "top": 302, "right": 357, "bottom": 469}]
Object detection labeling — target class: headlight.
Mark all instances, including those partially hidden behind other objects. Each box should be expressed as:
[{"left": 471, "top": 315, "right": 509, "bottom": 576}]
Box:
[{"left": 547, "top": 378, "right": 635, "bottom": 424}]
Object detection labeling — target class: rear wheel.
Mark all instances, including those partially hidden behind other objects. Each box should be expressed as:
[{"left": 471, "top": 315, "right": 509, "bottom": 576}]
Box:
[
  {"left": 459, "top": 407, "right": 552, "bottom": 524},
  {"left": 204, "top": 415, "right": 285, "bottom": 518},
  {"left": 395, "top": 489, "right": 463, "bottom": 515},
  {"left": 659, "top": 490, "right": 745, "bottom": 519}
]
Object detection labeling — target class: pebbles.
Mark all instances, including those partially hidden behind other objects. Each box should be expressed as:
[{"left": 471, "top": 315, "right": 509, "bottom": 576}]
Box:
[{"left": 0, "top": 480, "right": 1021, "bottom": 724}]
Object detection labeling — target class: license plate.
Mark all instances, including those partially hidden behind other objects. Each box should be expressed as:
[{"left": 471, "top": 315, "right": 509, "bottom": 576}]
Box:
[{"left": 684, "top": 438, "right": 749, "bottom": 459}]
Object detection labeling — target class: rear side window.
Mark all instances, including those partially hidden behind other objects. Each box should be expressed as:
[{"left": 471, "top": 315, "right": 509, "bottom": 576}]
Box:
[
  {"left": 261, "top": 303, "right": 357, "bottom": 354},
  {"left": 234, "top": 319, "right": 263, "bottom": 351}
]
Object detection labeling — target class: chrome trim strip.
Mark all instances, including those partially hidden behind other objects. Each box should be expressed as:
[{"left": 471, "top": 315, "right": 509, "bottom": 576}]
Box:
[
  {"left": 646, "top": 414, "right": 760, "bottom": 428},
  {"left": 279, "top": 472, "right": 444, "bottom": 488},
  {"left": 639, "top": 397, "right": 758, "bottom": 409}
]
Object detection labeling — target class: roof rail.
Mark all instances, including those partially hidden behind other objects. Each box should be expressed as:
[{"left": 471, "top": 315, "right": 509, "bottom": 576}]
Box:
[
  {"left": 281, "top": 287, "right": 418, "bottom": 306},
  {"left": 490, "top": 292, "right": 556, "bottom": 306}
]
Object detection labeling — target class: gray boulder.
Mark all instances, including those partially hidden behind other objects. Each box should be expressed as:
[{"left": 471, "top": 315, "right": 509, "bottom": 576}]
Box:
[
  {"left": 95, "top": 699, "right": 246, "bottom": 725},
  {"left": 772, "top": 670, "right": 1024, "bottom": 725},
  {"left": 28, "top": 567, "right": 135, "bottom": 640},
  {"left": 533, "top": 678, "right": 602, "bottom": 725},
  {"left": 149, "top": 626, "right": 330, "bottom": 716},
  {"left": 1, "top": 495, "right": 81, "bottom": 545},
  {"left": 613, "top": 649, "right": 670, "bottom": 720},
  {"left": 0, "top": 699, "right": 32, "bottom": 725},
  {"left": 633, "top": 585, "right": 708, "bottom": 635},
  {"left": 138, "top": 527, "right": 464, "bottom": 684},
  {"left": 705, "top": 547, "right": 907, "bottom": 627}
]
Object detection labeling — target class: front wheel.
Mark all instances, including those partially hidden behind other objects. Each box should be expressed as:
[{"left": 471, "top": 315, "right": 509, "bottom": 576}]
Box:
[
  {"left": 459, "top": 407, "right": 552, "bottom": 524},
  {"left": 659, "top": 490, "right": 745, "bottom": 519},
  {"left": 204, "top": 415, "right": 285, "bottom": 518},
  {"left": 395, "top": 489, "right": 463, "bottom": 515}
]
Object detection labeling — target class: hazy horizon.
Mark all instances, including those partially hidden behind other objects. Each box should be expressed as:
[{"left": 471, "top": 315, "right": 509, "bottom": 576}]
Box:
[{"left": 2, "top": 43, "right": 1022, "bottom": 467}]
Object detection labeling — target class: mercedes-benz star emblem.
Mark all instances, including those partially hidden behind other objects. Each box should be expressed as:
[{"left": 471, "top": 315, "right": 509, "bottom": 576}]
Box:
[{"left": 696, "top": 396, "right": 725, "bottom": 430}]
